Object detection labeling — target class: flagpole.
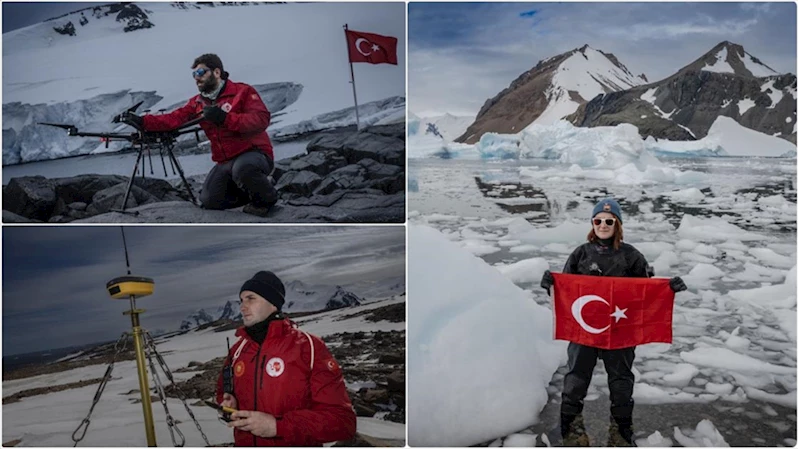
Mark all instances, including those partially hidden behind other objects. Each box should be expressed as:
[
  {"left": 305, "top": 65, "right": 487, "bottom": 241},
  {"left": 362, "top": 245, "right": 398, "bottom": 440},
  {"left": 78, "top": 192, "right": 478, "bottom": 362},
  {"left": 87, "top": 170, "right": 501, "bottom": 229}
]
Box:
[{"left": 344, "top": 23, "right": 361, "bottom": 130}]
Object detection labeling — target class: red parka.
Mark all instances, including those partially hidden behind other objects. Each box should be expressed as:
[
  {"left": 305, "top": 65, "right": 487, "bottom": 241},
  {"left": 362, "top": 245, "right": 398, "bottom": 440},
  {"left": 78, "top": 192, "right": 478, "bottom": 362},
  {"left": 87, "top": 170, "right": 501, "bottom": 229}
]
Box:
[
  {"left": 143, "top": 80, "right": 274, "bottom": 162},
  {"left": 215, "top": 319, "right": 356, "bottom": 446}
]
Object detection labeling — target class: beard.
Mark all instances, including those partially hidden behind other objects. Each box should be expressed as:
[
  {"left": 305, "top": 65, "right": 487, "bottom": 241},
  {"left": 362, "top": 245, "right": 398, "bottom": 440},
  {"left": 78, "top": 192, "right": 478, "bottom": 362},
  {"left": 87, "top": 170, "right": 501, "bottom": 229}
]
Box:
[{"left": 197, "top": 76, "right": 219, "bottom": 94}]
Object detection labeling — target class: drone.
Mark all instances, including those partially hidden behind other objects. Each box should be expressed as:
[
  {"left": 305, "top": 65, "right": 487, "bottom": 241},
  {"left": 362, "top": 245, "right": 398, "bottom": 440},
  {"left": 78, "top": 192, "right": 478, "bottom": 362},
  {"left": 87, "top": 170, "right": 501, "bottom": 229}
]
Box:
[{"left": 38, "top": 102, "right": 202, "bottom": 215}]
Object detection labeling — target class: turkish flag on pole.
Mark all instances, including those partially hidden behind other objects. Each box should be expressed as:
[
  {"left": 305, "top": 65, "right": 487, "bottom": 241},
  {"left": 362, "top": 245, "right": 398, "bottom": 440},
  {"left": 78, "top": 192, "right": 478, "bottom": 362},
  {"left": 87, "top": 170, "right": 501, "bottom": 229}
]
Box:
[
  {"left": 552, "top": 273, "right": 675, "bottom": 350},
  {"left": 345, "top": 29, "right": 398, "bottom": 65}
]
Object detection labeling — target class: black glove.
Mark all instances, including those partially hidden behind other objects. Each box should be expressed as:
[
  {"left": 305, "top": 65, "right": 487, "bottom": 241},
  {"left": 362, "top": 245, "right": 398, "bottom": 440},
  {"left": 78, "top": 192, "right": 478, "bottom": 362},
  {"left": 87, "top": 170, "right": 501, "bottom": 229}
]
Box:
[
  {"left": 203, "top": 105, "right": 227, "bottom": 126},
  {"left": 540, "top": 270, "right": 554, "bottom": 296},
  {"left": 669, "top": 276, "right": 687, "bottom": 293},
  {"left": 113, "top": 111, "right": 143, "bottom": 129}
]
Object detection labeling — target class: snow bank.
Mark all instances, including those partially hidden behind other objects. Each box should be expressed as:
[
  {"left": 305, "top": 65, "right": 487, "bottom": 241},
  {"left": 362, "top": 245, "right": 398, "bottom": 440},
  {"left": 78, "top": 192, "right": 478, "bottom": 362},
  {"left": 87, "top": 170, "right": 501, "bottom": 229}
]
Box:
[
  {"left": 647, "top": 116, "right": 795, "bottom": 158},
  {"left": 495, "top": 258, "right": 551, "bottom": 285},
  {"left": 408, "top": 224, "right": 565, "bottom": 446}
]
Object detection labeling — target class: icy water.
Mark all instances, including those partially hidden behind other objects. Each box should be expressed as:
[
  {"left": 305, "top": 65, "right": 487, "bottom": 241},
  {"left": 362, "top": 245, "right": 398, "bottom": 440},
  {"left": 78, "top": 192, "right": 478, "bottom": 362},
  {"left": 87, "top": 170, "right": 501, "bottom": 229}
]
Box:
[
  {"left": 2, "top": 140, "right": 310, "bottom": 184},
  {"left": 409, "top": 157, "right": 797, "bottom": 447}
]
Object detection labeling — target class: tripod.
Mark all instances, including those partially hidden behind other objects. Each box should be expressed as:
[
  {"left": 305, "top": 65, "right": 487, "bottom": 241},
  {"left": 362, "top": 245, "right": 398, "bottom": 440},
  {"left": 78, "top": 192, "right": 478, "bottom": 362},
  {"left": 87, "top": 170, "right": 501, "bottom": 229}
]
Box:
[{"left": 115, "top": 135, "right": 199, "bottom": 215}]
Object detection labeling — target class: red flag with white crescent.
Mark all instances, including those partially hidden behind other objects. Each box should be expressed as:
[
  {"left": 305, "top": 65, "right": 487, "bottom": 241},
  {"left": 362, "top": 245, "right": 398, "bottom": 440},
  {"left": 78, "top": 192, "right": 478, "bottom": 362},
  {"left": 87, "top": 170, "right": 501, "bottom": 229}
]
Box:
[
  {"left": 345, "top": 29, "right": 398, "bottom": 65},
  {"left": 552, "top": 273, "right": 674, "bottom": 349}
]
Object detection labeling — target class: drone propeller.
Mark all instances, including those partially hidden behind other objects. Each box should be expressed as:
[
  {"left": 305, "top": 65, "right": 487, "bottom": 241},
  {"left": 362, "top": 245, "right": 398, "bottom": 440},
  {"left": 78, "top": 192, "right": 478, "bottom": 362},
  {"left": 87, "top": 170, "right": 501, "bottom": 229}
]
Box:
[{"left": 128, "top": 101, "right": 144, "bottom": 114}]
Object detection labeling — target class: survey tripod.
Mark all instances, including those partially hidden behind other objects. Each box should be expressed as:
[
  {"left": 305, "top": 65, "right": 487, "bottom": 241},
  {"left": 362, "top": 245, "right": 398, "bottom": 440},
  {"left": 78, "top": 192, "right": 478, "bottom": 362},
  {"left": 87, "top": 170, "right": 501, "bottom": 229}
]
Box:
[
  {"left": 70, "top": 228, "right": 210, "bottom": 447},
  {"left": 39, "top": 102, "right": 202, "bottom": 215}
]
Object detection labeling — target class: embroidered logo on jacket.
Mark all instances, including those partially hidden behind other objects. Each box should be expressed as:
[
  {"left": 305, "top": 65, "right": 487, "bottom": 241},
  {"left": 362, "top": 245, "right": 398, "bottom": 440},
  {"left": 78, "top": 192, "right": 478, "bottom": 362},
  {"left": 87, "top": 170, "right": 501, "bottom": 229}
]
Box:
[
  {"left": 234, "top": 360, "right": 246, "bottom": 377},
  {"left": 265, "top": 357, "right": 285, "bottom": 377},
  {"left": 221, "top": 102, "right": 233, "bottom": 113}
]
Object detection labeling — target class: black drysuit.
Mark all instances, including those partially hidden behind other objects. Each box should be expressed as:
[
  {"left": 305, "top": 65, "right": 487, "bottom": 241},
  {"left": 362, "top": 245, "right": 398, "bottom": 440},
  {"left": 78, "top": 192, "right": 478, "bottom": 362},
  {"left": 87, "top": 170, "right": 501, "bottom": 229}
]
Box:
[{"left": 560, "top": 239, "right": 649, "bottom": 429}]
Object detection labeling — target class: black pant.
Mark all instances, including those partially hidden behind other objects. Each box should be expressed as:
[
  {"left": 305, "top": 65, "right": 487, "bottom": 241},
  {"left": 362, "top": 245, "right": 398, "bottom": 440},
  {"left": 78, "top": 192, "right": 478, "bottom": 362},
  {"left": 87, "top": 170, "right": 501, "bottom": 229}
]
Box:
[
  {"left": 561, "top": 343, "right": 635, "bottom": 421},
  {"left": 200, "top": 150, "right": 278, "bottom": 209}
]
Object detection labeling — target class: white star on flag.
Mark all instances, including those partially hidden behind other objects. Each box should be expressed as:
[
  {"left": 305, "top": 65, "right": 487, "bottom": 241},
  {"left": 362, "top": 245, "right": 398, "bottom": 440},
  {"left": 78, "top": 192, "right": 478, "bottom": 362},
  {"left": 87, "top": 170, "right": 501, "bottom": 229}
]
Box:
[
  {"left": 371, "top": 44, "right": 380, "bottom": 52},
  {"left": 610, "top": 306, "right": 628, "bottom": 323}
]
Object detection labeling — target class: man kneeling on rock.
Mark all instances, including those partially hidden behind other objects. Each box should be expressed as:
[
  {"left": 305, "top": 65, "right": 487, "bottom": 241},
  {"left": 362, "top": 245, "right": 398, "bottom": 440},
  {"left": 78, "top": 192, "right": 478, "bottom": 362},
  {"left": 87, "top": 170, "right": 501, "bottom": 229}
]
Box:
[
  {"left": 215, "top": 271, "right": 356, "bottom": 446},
  {"left": 116, "top": 53, "right": 278, "bottom": 216}
]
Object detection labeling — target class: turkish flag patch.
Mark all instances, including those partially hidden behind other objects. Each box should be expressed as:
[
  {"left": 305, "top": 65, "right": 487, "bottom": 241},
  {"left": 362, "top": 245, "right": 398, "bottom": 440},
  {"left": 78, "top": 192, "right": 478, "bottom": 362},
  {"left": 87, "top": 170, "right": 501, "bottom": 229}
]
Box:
[
  {"left": 326, "top": 359, "right": 340, "bottom": 373},
  {"left": 552, "top": 273, "right": 674, "bottom": 349},
  {"left": 234, "top": 360, "right": 245, "bottom": 377}
]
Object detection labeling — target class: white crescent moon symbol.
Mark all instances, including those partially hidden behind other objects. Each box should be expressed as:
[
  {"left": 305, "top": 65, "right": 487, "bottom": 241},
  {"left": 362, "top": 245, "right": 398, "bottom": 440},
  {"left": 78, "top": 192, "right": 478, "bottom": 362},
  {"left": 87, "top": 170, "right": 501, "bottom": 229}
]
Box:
[
  {"left": 571, "top": 295, "right": 610, "bottom": 334},
  {"left": 355, "top": 38, "right": 372, "bottom": 56}
]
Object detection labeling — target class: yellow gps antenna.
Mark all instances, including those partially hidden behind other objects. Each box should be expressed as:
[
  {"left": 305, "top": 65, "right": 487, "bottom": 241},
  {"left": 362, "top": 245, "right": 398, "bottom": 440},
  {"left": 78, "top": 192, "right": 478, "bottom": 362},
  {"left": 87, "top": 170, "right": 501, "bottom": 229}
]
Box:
[{"left": 105, "top": 227, "right": 157, "bottom": 447}]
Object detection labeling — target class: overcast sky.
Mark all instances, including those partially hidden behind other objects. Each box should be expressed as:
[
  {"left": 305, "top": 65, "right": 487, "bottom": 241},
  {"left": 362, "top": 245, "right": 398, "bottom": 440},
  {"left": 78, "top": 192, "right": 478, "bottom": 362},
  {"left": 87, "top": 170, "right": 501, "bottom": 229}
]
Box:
[
  {"left": 409, "top": 2, "right": 797, "bottom": 117},
  {"left": 3, "top": 226, "right": 405, "bottom": 355}
]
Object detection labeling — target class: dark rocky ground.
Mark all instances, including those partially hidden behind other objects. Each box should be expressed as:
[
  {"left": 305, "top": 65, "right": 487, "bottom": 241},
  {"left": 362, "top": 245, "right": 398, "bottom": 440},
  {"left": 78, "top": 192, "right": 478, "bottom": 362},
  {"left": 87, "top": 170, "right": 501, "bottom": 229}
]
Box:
[{"left": 2, "top": 124, "right": 405, "bottom": 223}]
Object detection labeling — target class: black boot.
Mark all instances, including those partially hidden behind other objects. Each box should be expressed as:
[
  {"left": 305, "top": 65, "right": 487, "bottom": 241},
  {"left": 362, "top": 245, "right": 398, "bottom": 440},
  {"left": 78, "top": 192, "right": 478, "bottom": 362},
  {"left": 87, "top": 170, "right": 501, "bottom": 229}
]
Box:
[
  {"left": 243, "top": 200, "right": 278, "bottom": 217},
  {"left": 561, "top": 413, "right": 590, "bottom": 447},
  {"left": 607, "top": 416, "right": 635, "bottom": 447}
]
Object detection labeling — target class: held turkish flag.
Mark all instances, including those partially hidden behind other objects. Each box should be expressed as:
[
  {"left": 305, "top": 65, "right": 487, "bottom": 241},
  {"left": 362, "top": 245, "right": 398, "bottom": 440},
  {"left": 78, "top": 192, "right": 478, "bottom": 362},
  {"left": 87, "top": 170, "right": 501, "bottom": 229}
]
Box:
[
  {"left": 345, "top": 29, "right": 398, "bottom": 65},
  {"left": 552, "top": 273, "right": 674, "bottom": 350}
]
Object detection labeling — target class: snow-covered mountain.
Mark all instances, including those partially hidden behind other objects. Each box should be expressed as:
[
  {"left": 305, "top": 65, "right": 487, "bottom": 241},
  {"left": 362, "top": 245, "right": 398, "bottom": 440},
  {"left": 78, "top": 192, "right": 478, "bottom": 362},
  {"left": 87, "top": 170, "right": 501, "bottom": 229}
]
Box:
[
  {"left": 179, "top": 281, "right": 364, "bottom": 331},
  {"left": 570, "top": 41, "right": 797, "bottom": 144},
  {"left": 2, "top": 2, "right": 405, "bottom": 165},
  {"left": 456, "top": 45, "right": 647, "bottom": 143}
]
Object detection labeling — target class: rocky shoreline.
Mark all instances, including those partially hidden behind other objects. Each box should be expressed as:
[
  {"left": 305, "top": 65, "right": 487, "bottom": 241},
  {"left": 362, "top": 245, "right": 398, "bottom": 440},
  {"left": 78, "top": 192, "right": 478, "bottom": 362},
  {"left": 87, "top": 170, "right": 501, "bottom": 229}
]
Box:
[{"left": 2, "top": 123, "right": 405, "bottom": 223}]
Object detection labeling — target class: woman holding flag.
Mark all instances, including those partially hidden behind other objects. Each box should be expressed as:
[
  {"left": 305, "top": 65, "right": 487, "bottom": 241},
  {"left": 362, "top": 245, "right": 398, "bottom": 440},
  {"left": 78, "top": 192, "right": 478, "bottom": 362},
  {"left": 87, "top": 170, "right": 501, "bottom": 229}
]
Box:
[{"left": 540, "top": 198, "right": 687, "bottom": 447}]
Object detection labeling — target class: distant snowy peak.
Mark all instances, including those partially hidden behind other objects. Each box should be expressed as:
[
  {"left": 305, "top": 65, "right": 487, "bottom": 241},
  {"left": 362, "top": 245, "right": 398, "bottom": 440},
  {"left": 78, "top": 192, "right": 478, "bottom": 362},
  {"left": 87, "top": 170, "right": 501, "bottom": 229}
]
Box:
[
  {"left": 179, "top": 281, "right": 364, "bottom": 331},
  {"left": 684, "top": 41, "right": 779, "bottom": 78},
  {"left": 456, "top": 44, "right": 645, "bottom": 143},
  {"left": 415, "top": 113, "right": 474, "bottom": 141},
  {"left": 553, "top": 45, "right": 646, "bottom": 100}
]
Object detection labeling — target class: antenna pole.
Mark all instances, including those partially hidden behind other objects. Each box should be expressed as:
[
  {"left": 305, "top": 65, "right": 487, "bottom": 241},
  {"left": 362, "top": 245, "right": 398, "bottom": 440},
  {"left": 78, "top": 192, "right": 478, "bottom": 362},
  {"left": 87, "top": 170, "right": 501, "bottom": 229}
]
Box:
[{"left": 120, "top": 227, "right": 132, "bottom": 275}]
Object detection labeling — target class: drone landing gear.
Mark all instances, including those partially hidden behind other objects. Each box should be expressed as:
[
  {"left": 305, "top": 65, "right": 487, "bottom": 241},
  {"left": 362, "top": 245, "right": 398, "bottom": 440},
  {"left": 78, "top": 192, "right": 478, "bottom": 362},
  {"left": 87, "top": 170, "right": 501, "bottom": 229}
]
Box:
[{"left": 112, "top": 143, "right": 199, "bottom": 216}]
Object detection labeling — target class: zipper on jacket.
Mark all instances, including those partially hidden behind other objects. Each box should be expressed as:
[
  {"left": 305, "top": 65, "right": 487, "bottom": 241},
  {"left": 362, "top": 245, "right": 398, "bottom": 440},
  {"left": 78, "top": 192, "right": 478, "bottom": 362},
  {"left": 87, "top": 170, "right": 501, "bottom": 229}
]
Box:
[
  {"left": 260, "top": 355, "right": 267, "bottom": 390},
  {"left": 253, "top": 343, "right": 263, "bottom": 446}
]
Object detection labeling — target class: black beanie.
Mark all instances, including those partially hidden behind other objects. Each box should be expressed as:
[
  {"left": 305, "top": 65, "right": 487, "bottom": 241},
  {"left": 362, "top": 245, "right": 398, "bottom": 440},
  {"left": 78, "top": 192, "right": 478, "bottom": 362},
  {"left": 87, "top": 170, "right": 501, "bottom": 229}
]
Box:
[{"left": 240, "top": 271, "right": 285, "bottom": 311}]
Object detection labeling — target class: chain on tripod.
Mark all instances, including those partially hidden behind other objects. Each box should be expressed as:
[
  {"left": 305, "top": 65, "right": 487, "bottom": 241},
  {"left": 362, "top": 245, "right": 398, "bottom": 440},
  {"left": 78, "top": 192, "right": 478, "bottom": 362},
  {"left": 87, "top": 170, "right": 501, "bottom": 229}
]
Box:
[
  {"left": 144, "top": 331, "right": 211, "bottom": 447},
  {"left": 71, "top": 333, "right": 129, "bottom": 447}
]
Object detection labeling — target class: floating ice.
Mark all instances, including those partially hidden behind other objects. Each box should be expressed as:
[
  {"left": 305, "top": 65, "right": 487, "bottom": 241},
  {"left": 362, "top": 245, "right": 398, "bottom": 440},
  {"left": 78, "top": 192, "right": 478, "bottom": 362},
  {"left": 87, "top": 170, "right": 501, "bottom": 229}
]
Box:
[
  {"left": 687, "top": 263, "right": 725, "bottom": 279},
  {"left": 677, "top": 215, "right": 768, "bottom": 242},
  {"left": 666, "top": 188, "right": 706, "bottom": 203},
  {"left": 680, "top": 347, "right": 795, "bottom": 375},
  {"left": 636, "top": 430, "right": 674, "bottom": 447},
  {"left": 705, "top": 382, "right": 735, "bottom": 395},
  {"left": 673, "top": 419, "right": 730, "bottom": 447},
  {"left": 744, "top": 386, "right": 797, "bottom": 409},
  {"left": 748, "top": 248, "right": 795, "bottom": 269},
  {"left": 662, "top": 363, "right": 700, "bottom": 387},
  {"left": 503, "top": 433, "right": 538, "bottom": 447}
]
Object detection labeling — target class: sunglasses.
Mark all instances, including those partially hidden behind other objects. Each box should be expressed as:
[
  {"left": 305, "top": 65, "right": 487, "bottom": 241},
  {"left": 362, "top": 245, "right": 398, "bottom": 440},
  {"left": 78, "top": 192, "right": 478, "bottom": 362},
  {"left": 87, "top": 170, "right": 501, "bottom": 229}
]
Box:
[
  {"left": 592, "top": 218, "right": 616, "bottom": 226},
  {"left": 192, "top": 67, "right": 211, "bottom": 78}
]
